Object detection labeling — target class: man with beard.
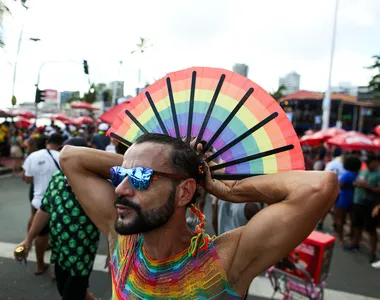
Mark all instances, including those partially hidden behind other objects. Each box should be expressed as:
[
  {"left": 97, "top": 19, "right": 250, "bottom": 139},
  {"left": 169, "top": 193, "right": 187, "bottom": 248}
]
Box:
[{"left": 59, "top": 133, "right": 337, "bottom": 299}]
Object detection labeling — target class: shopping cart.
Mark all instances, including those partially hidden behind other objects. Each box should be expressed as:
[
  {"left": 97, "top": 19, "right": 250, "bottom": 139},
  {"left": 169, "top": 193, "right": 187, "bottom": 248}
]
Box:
[{"left": 265, "top": 262, "right": 326, "bottom": 300}]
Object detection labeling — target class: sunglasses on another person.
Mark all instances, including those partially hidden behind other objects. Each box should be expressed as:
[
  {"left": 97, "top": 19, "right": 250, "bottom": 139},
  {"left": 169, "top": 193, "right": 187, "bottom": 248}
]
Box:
[{"left": 110, "top": 166, "right": 189, "bottom": 190}]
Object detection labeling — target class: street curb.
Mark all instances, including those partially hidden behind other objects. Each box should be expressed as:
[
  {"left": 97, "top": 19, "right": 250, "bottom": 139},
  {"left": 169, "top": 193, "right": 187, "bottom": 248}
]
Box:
[{"left": 0, "top": 167, "right": 12, "bottom": 176}]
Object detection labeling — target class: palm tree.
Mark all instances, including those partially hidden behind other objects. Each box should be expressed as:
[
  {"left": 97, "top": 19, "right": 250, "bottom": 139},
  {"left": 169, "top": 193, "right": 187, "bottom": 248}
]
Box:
[
  {"left": 131, "top": 37, "right": 153, "bottom": 55},
  {"left": 367, "top": 55, "right": 380, "bottom": 97},
  {"left": 131, "top": 37, "right": 153, "bottom": 91},
  {"left": 270, "top": 84, "right": 287, "bottom": 101}
]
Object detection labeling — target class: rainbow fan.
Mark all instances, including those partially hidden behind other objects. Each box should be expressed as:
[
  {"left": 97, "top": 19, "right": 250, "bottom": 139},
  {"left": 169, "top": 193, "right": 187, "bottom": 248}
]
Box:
[{"left": 107, "top": 67, "right": 304, "bottom": 180}]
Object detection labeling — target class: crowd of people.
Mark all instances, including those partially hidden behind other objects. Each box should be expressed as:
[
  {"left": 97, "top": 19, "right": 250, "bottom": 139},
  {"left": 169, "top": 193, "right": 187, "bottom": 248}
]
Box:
[
  {"left": 0, "top": 118, "right": 378, "bottom": 299},
  {"left": 303, "top": 142, "right": 380, "bottom": 267}
]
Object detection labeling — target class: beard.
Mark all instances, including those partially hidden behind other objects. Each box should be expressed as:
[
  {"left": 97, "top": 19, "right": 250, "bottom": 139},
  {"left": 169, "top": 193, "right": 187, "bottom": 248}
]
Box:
[{"left": 114, "top": 185, "right": 176, "bottom": 235}]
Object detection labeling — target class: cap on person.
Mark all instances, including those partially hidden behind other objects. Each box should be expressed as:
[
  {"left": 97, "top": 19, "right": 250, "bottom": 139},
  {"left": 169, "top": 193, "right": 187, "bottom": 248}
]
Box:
[{"left": 98, "top": 123, "right": 108, "bottom": 131}]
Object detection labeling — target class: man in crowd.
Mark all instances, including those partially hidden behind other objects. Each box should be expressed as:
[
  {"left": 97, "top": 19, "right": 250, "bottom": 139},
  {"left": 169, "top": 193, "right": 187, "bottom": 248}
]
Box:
[
  {"left": 15, "top": 137, "right": 100, "bottom": 300},
  {"left": 346, "top": 155, "right": 380, "bottom": 263},
  {"left": 91, "top": 123, "right": 110, "bottom": 150},
  {"left": 59, "top": 133, "right": 337, "bottom": 299},
  {"left": 22, "top": 133, "right": 64, "bottom": 275}
]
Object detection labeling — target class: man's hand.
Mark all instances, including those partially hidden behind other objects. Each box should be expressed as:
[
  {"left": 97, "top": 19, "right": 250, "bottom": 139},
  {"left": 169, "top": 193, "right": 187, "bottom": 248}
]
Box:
[
  {"left": 372, "top": 205, "right": 380, "bottom": 218},
  {"left": 14, "top": 239, "right": 32, "bottom": 262},
  {"left": 354, "top": 179, "right": 369, "bottom": 189}
]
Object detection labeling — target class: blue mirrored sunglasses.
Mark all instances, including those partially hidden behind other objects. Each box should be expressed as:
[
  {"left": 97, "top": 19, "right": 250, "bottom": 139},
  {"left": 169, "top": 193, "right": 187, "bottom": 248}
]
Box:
[{"left": 110, "top": 166, "right": 189, "bottom": 190}]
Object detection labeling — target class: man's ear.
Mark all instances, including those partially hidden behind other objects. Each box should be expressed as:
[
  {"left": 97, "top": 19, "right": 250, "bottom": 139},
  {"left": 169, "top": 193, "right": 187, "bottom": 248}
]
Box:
[{"left": 177, "top": 178, "right": 197, "bottom": 207}]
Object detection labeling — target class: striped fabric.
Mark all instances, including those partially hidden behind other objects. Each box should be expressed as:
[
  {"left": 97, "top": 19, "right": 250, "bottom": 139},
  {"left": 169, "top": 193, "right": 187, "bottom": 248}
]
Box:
[{"left": 111, "top": 234, "right": 242, "bottom": 299}]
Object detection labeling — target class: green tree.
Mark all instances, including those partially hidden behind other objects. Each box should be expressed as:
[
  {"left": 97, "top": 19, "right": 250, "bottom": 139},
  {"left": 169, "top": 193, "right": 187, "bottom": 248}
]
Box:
[
  {"left": 270, "top": 84, "right": 287, "bottom": 101},
  {"left": 66, "top": 84, "right": 97, "bottom": 104},
  {"left": 82, "top": 83, "right": 97, "bottom": 104},
  {"left": 367, "top": 54, "right": 380, "bottom": 99}
]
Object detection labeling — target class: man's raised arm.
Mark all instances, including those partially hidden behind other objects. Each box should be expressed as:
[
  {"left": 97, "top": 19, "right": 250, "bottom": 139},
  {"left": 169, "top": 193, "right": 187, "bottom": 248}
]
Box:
[
  {"left": 59, "top": 146, "right": 123, "bottom": 235},
  {"left": 206, "top": 170, "right": 338, "bottom": 290}
]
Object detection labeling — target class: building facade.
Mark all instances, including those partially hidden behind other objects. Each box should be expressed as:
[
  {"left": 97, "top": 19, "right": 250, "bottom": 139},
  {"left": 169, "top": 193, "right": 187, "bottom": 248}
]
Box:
[
  {"left": 109, "top": 81, "right": 124, "bottom": 100},
  {"left": 279, "top": 72, "right": 301, "bottom": 95},
  {"left": 232, "top": 64, "right": 249, "bottom": 77}
]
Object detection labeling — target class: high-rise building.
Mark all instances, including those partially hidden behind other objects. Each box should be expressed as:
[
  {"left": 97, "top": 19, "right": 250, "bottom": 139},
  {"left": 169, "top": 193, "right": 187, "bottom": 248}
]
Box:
[
  {"left": 109, "top": 81, "right": 124, "bottom": 100},
  {"left": 279, "top": 72, "right": 301, "bottom": 95},
  {"left": 330, "top": 82, "right": 358, "bottom": 96},
  {"left": 232, "top": 64, "right": 249, "bottom": 77}
]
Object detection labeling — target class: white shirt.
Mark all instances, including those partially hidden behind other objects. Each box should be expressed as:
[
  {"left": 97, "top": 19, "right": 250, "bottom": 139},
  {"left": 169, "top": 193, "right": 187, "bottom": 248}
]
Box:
[
  {"left": 105, "top": 144, "right": 116, "bottom": 153},
  {"left": 325, "top": 156, "right": 345, "bottom": 177},
  {"left": 23, "top": 149, "right": 60, "bottom": 209}
]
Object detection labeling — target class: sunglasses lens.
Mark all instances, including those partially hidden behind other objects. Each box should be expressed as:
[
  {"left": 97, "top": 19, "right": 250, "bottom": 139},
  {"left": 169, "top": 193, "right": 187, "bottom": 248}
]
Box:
[
  {"left": 110, "top": 166, "right": 127, "bottom": 187},
  {"left": 110, "top": 167, "right": 154, "bottom": 190},
  {"left": 128, "top": 167, "right": 154, "bottom": 190},
  {"left": 128, "top": 176, "right": 150, "bottom": 190}
]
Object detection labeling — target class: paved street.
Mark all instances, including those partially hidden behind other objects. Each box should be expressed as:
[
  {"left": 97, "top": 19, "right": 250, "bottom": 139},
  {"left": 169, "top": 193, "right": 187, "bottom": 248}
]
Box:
[{"left": 1, "top": 175, "right": 379, "bottom": 300}]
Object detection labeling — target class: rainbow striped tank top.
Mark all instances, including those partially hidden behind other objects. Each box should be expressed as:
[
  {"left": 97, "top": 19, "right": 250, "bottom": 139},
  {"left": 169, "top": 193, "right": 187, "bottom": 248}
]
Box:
[{"left": 110, "top": 234, "right": 242, "bottom": 299}]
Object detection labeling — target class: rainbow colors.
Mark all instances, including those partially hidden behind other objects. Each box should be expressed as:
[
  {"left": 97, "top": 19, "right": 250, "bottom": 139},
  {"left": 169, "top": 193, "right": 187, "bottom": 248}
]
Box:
[
  {"left": 108, "top": 67, "right": 304, "bottom": 175},
  {"left": 110, "top": 234, "right": 242, "bottom": 299}
]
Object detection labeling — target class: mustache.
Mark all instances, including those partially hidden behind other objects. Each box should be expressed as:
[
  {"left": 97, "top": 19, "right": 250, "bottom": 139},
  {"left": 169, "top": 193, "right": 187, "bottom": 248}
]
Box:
[{"left": 115, "top": 196, "right": 141, "bottom": 213}]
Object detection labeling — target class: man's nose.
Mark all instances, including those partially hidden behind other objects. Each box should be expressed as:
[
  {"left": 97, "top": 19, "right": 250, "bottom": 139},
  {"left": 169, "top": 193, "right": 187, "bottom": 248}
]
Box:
[{"left": 115, "top": 177, "right": 134, "bottom": 197}]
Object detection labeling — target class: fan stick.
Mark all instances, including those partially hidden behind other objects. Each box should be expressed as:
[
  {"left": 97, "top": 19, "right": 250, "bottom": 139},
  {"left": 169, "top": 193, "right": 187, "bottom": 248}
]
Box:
[
  {"left": 146, "top": 92, "right": 169, "bottom": 136},
  {"left": 206, "top": 112, "right": 278, "bottom": 162},
  {"left": 210, "top": 144, "right": 294, "bottom": 171},
  {"left": 202, "top": 87, "right": 254, "bottom": 155},
  {"left": 109, "top": 132, "right": 132, "bottom": 147},
  {"left": 211, "top": 173, "right": 261, "bottom": 180},
  {"left": 186, "top": 71, "right": 197, "bottom": 145},
  {"left": 166, "top": 77, "right": 180, "bottom": 139},
  {"left": 194, "top": 74, "right": 226, "bottom": 149},
  {"left": 125, "top": 110, "right": 149, "bottom": 134}
]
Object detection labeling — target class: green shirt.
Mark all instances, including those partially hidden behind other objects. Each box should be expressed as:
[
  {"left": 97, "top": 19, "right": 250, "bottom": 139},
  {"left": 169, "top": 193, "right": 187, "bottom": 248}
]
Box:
[
  {"left": 40, "top": 170, "right": 100, "bottom": 276},
  {"left": 353, "top": 169, "right": 380, "bottom": 207}
]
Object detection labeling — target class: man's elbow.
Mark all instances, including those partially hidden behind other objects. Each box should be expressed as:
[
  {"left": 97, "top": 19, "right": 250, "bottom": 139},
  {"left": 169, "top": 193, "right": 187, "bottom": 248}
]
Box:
[
  {"left": 314, "top": 171, "right": 339, "bottom": 209},
  {"left": 59, "top": 145, "right": 75, "bottom": 167}
]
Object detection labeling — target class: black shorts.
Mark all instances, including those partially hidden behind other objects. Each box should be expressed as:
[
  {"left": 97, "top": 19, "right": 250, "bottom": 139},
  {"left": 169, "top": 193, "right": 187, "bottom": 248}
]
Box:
[
  {"left": 351, "top": 204, "right": 379, "bottom": 233},
  {"left": 55, "top": 264, "right": 89, "bottom": 300},
  {"left": 29, "top": 184, "right": 34, "bottom": 203}
]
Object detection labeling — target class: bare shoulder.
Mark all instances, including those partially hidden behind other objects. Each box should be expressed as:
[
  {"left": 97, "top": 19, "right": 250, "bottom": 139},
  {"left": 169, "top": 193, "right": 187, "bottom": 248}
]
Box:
[{"left": 213, "top": 227, "right": 245, "bottom": 275}]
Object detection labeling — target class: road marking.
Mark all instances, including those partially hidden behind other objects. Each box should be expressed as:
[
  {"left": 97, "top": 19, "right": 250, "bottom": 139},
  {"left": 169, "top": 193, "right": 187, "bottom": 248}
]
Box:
[{"left": 0, "top": 241, "right": 377, "bottom": 300}]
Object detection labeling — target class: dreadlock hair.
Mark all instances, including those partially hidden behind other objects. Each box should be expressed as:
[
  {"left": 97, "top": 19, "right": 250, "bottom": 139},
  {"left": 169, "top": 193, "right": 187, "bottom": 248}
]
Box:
[{"left": 134, "top": 133, "right": 206, "bottom": 207}]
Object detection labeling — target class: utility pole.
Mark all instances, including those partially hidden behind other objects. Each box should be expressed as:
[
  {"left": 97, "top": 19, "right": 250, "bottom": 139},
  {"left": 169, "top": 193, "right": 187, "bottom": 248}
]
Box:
[
  {"left": 322, "top": 0, "right": 339, "bottom": 130},
  {"left": 112, "top": 60, "right": 123, "bottom": 106}
]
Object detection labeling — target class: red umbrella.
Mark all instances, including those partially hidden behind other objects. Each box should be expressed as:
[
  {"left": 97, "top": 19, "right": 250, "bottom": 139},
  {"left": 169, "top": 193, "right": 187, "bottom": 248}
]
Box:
[
  {"left": 50, "top": 113, "right": 71, "bottom": 122},
  {"left": 367, "top": 134, "right": 377, "bottom": 140},
  {"left": 98, "top": 100, "right": 132, "bottom": 124},
  {"left": 71, "top": 102, "right": 99, "bottom": 111},
  {"left": 72, "top": 116, "right": 94, "bottom": 124},
  {"left": 326, "top": 131, "right": 380, "bottom": 151},
  {"left": 18, "top": 111, "right": 36, "bottom": 119},
  {"left": 0, "top": 109, "right": 14, "bottom": 118},
  {"left": 373, "top": 137, "right": 380, "bottom": 147},
  {"left": 304, "top": 129, "right": 316, "bottom": 136},
  {"left": 373, "top": 125, "right": 380, "bottom": 136},
  {"left": 15, "top": 117, "right": 32, "bottom": 128},
  {"left": 300, "top": 128, "right": 346, "bottom": 146}
]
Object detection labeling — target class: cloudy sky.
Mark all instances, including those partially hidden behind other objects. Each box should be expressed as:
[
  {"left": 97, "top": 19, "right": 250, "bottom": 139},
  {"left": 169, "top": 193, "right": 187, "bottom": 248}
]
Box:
[{"left": 1, "top": 0, "right": 379, "bottom": 109}]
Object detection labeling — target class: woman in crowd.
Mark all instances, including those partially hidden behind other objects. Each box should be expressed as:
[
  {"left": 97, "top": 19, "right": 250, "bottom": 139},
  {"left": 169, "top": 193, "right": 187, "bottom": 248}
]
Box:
[{"left": 334, "top": 155, "right": 362, "bottom": 245}]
